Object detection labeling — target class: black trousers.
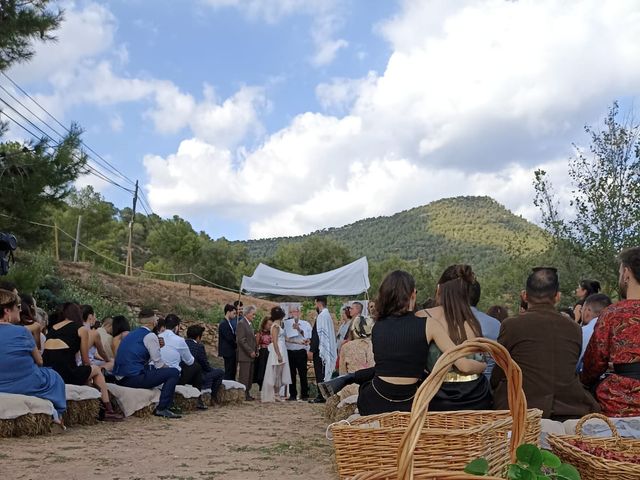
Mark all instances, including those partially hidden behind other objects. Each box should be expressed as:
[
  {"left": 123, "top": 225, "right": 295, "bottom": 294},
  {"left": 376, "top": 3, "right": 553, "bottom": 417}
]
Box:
[
  {"left": 223, "top": 355, "right": 237, "bottom": 381},
  {"left": 288, "top": 349, "right": 309, "bottom": 399},
  {"left": 179, "top": 361, "right": 203, "bottom": 390},
  {"left": 312, "top": 351, "right": 324, "bottom": 399}
]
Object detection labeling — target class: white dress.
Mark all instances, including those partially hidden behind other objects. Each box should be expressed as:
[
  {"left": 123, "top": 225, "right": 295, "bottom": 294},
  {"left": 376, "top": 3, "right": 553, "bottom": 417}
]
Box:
[{"left": 261, "top": 324, "right": 291, "bottom": 402}]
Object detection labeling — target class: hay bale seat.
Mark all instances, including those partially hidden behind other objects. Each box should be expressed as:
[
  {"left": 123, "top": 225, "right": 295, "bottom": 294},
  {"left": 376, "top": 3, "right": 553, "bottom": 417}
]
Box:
[
  {"left": 215, "top": 380, "right": 245, "bottom": 405},
  {"left": 106, "top": 383, "right": 204, "bottom": 416},
  {"left": 0, "top": 393, "right": 53, "bottom": 438},
  {"left": 63, "top": 385, "right": 101, "bottom": 427},
  {"left": 325, "top": 394, "right": 358, "bottom": 423}
]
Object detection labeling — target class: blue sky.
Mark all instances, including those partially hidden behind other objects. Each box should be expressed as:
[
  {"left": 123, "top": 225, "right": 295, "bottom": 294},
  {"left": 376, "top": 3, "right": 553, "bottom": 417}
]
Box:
[{"left": 3, "top": 0, "right": 640, "bottom": 240}]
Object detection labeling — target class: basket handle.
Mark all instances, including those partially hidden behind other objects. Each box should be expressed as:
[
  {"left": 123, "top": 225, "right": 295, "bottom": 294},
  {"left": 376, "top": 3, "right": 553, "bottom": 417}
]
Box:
[
  {"left": 396, "top": 338, "right": 527, "bottom": 480},
  {"left": 575, "top": 413, "right": 622, "bottom": 442}
]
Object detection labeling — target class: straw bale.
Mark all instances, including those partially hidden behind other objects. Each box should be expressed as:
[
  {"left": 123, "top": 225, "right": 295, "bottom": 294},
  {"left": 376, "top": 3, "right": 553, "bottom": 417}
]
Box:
[
  {"left": 173, "top": 394, "right": 198, "bottom": 412},
  {"left": 216, "top": 386, "right": 244, "bottom": 405},
  {"left": 63, "top": 399, "right": 100, "bottom": 426},
  {"left": 132, "top": 404, "right": 155, "bottom": 418},
  {"left": 324, "top": 395, "right": 340, "bottom": 422},
  {"left": 0, "top": 413, "right": 52, "bottom": 438}
]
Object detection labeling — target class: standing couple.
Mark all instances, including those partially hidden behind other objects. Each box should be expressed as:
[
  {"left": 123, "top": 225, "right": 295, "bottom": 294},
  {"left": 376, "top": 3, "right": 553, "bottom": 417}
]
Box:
[{"left": 234, "top": 304, "right": 295, "bottom": 402}]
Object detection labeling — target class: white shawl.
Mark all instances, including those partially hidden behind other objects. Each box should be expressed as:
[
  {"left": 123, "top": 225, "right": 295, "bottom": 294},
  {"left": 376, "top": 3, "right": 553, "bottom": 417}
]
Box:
[{"left": 317, "top": 308, "right": 337, "bottom": 381}]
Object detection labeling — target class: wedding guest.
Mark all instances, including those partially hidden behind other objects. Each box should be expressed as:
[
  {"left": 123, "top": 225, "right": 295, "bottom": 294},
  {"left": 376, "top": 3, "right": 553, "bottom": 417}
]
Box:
[
  {"left": 111, "top": 315, "right": 131, "bottom": 357},
  {"left": 185, "top": 325, "right": 224, "bottom": 397},
  {"left": 254, "top": 316, "right": 272, "bottom": 389},
  {"left": 284, "top": 306, "right": 311, "bottom": 401},
  {"left": 237, "top": 305, "right": 258, "bottom": 401},
  {"left": 574, "top": 279, "right": 601, "bottom": 324},
  {"left": 218, "top": 304, "right": 238, "bottom": 380}
]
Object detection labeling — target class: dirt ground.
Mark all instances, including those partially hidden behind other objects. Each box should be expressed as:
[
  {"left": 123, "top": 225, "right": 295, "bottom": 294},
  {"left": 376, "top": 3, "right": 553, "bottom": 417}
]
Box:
[{"left": 0, "top": 397, "right": 337, "bottom": 480}]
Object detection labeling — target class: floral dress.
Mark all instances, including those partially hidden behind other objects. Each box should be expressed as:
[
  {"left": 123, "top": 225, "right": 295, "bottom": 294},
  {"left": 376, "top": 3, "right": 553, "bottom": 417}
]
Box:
[{"left": 581, "top": 299, "right": 640, "bottom": 417}]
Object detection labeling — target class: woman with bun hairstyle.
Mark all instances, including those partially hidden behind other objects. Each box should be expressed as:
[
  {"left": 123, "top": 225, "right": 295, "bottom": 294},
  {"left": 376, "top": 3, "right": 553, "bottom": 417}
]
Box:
[
  {"left": 574, "top": 279, "right": 601, "bottom": 324},
  {"left": 415, "top": 264, "right": 493, "bottom": 411},
  {"left": 319, "top": 270, "right": 486, "bottom": 415},
  {"left": 261, "top": 306, "right": 291, "bottom": 402}
]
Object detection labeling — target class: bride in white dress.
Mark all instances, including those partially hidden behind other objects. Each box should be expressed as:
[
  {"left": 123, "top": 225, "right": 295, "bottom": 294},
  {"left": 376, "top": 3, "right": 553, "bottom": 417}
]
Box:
[{"left": 261, "top": 306, "right": 291, "bottom": 402}]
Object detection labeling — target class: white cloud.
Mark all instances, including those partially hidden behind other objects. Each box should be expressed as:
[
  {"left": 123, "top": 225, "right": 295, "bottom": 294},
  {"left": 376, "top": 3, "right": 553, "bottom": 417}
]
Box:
[
  {"left": 201, "top": 0, "right": 348, "bottom": 66},
  {"left": 145, "top": 0, "right": 640, "bottom": 239}
]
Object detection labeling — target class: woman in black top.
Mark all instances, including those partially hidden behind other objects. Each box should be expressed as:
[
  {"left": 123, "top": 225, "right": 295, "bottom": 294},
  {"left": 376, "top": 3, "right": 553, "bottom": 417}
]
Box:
[
  {"left": 43, "top": 303, "right": 123, "bottom": 421},
  {"left": 319, "top": 270, "right": 485, "bottom": 415}
]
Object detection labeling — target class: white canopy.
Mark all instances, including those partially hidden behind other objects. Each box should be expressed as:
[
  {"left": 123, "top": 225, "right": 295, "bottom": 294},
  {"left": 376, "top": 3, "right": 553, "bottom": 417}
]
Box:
[{"left": 240, "top": 257, "right": 370, "bottom": 296}]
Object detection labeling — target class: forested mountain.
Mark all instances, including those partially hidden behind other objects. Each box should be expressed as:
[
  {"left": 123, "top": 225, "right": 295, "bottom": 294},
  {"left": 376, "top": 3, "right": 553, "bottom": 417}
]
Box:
[{"left": 240, "top": 196, "right": 550, "bottom": 272}]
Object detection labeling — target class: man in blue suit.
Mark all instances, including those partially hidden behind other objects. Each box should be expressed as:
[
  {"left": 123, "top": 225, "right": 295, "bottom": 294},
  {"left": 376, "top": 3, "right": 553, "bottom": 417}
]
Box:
[
  {"left": 186, "top": 325, "right": 224, "bottom": 397},
  {"left": 113, "top": 310, "right": 181, "bottom": 418},
  {"left": 218, "top": 304, "right": 238, "bottom": 380}
]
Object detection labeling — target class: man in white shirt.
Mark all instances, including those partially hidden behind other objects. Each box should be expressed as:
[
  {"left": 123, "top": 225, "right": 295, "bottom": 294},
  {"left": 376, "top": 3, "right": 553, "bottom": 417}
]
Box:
[
  {"left": 159, "top": 314, "right": 207, "bottom": 409},
  {"left": 284, "top": 306, "right": 312, "bottom": 401}
]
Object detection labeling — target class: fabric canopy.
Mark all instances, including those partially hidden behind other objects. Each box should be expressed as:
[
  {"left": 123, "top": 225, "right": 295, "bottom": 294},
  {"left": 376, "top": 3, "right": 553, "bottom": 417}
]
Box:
[{"left": 240, "top": 257, "right": 370, "bottom": 296}]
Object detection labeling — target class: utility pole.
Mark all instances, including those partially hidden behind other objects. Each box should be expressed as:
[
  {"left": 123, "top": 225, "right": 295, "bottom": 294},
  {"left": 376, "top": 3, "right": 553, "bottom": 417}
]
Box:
[
  {"left": 73, "top": 215, "right": 82, "bottom": 262},
  {"left": 53, "top": 221, "right": 60, "bottom": 261},
  {"left": 125, "top": 180, "right": 139, "bottom": 276}
]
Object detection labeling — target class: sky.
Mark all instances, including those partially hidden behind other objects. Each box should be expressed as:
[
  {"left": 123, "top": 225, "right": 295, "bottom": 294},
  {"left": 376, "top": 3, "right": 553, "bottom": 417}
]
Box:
[{"left": 3, "top": 0, "right": 640, "bottom": 240}]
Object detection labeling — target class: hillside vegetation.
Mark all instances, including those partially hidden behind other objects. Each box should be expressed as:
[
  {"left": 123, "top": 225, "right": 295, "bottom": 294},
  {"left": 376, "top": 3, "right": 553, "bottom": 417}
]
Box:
[{"left": 241, "top": 196, "right": 550, "bottom": 271}]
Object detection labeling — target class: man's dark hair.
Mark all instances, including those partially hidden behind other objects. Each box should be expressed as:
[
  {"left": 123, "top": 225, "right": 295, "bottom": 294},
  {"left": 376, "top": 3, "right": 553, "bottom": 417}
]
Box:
[
  {"left": 584, "top": 293, "right": 612, "bottom": 316},
  {"left": 351, "top": 301, "right": 363, "bottom": 314},
  {"left": 314, "top": 296, "right": 327, "bottom": 306},
  {"left": 526, "top": 267, "right": 559, "bottom": 303},
  {"left": 224, "top": 304, "right": 236, "bottom": 314},
  {"left": 233, "top": 300, "right": 243, "bottom": 308},
  {"left": 0, "top": 280, "right": 17, "bottom": 292},
  {"left": 81, "top": 304, "right": 94, "bottom": 321},
  {"left": 138, "top": 308, "right": 155, "bottom": 319},
  {"left": 186, "top": 325, "right": 205, "bottom": 340},
  {"left": 61, "top": 302, "right": 83, "bottom": 326},
  {"left": 618, "top": 247, "right": 640, "bottom": 283},
  {"left": 164, "top": 313, "right": 181, "bottom": 330},
  {"left": 469, "top": 281, "right": 481, "bottom": 307}
]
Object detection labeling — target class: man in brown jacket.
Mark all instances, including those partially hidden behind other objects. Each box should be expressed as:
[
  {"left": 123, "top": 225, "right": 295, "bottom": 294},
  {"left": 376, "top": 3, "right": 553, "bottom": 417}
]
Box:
[
  {"left": 236, "top": 305, "right": 258, "bottom": 401},
  {"left": 491, "top": 267, "right": 600, "bottom": 420}
]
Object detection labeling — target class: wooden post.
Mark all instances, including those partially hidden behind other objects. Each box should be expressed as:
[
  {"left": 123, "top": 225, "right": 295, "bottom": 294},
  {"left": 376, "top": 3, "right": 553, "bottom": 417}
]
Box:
[
  {"left": 73, "top": 215, "right": 82, "bottom": 262},
  {"left": 188, "top": 269, "right": 192, "bottom": 297},
  {"left": 125, "top": 180, "right": 139, "bottom": 276},
  {"left": 53, "top": 221, "right": 60, "bottom": 261}
]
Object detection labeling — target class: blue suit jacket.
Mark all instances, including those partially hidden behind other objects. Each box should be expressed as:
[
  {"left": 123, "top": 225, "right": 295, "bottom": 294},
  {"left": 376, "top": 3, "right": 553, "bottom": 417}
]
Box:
[
  {"left": 218, "top": 318, "right": 237, "bottom": 358},
  {"left": 186, "top": 338, "right": 212, "bottom": 372}
]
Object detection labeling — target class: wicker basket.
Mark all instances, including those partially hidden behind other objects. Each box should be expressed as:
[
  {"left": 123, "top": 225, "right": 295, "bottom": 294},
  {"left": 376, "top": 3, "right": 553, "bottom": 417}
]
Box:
[
  {"left": 548, "top": 413, "right": 640, "bottom": 480},
  {"left": 332, "top": 338, "right": 542, "bottom": 479}
]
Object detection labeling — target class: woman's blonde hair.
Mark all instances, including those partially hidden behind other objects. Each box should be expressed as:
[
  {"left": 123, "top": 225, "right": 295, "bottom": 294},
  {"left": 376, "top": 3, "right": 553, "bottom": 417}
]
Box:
[{"left": 0, "top": 289, "right": 19, "bottom": 315}]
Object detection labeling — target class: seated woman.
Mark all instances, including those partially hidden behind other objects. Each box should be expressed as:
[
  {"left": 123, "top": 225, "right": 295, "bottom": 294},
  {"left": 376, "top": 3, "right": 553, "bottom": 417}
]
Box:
[
  {"left": 19, "top": 293, "right": 43, "bottom": 352},
  {"left": 43, "top": 302, "right": 123, "bottom": 421},
  {"left": 415, "top": 264, "right": 492, "bottom": 411},
  {"left": 0, "top": 289, "right": 66, "bottom": 423},
  {"left": 81, "top": 305, "right": 113, "bottom": 371},
  {"left": 336, "top": 315, "right": 375, "bottom": 399},
  {"left": 320, "top": 270, "right": 486, "bottom": 415},
  {"left": 111, "top": 315, "right": 131, "bottom": 358}
]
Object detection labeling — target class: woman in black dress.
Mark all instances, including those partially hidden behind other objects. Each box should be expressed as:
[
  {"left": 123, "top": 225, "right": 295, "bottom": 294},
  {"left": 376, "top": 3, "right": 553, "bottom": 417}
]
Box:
[{"left": 43, "top": 303, "right": 123, "bottom": 421}]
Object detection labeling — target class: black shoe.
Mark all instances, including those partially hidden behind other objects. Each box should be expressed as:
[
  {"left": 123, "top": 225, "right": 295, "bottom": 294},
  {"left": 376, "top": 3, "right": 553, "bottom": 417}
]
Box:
[
  {"left": 300, "top": 396, "right": 309, "bottom": 402},
  {"left": 154, "top": 408, "right": 182, "bottom": 419},
  {"left": 286, "top": 396, "right": 297, "bottom": 401},
  {"left": 318, "top": 373, "right": 356, "bottom": 399},
  {"left": 245, "top": 395, "right": 255, "bottom": 401},
  {"left": 309, "top": 397, "right": 326, "bottom": 404}
]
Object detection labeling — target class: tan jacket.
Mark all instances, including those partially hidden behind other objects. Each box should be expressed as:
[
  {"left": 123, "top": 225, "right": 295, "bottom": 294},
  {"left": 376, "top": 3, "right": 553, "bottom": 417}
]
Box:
[
  {"left": 236, "top": 317, "right": 257, "bottom": 362},
  {"left": 491, "top": 303, "right": 600, "bottom": 419}
]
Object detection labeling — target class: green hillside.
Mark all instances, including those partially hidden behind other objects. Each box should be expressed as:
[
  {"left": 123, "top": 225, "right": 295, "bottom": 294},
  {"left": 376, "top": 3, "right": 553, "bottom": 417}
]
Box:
[{"left": 240, "top": 196, "right": 550, "bottom": 272}]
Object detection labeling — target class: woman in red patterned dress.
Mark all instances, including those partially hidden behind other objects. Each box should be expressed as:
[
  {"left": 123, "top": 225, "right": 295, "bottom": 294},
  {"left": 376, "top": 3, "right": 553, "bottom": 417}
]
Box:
[{"left": 581, "top": 247, "right": 640, "bottom": 417}]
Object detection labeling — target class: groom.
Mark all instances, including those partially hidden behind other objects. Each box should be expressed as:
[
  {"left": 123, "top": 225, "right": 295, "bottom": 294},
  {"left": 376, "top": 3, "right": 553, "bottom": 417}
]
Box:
[{"left": 309, "top": 296, "right": 336, "bottom": 404}]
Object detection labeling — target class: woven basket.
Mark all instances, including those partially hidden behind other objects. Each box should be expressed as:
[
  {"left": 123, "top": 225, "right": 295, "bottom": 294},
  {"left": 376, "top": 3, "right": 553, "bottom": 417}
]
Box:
[
  {"left": 548, "top": 413, "right": 640, "bottom": 480},
  {"left": 332, "top": 338, "right": 541, "bottom": 479}
]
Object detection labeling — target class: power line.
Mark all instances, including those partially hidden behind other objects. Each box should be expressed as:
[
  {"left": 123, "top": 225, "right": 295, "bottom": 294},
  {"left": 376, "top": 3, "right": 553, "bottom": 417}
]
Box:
[
  {"left": 0, "top": 211, "right": 240, "bottom": 293},
  {"left": 0, "top": 99, "right": 134, "bottom": 194},
  {"left": 0, "top": 71, "right": 137, "bottom": 188}
]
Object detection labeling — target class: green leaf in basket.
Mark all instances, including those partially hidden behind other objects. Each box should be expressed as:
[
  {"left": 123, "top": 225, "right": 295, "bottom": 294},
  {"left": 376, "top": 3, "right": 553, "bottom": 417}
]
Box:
[
  {"left": 464, "top": 458, "right": 489, "bottom": 476},
  {"left": 507, "top": 464, "right": 536, "bottom": 480},
  {"left": 540, "top": 450, "right": 561, "bottom": 468},
  {"left": 516, "top": 444, "right": 543, "bottom": 470},
  {"left": 555, "top": 463, "right": 581, "bottom": 480}
]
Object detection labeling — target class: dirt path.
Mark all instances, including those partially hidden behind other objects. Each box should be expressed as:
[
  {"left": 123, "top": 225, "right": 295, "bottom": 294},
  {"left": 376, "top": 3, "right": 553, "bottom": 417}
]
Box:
[{"left": 0, "top": 401, "right": 337, "bottom": 480}]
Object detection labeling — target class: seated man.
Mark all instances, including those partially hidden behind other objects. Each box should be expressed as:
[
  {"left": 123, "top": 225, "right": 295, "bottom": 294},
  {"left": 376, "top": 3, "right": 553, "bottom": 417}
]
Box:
[
  {"left": 185, "top": 325, "right": 224, "bottom": 398},
  {"left": 159, "top": 314, "right": 207, "bottom": 410},
  {"left": 112, "top": 311, "right": 182, "bottom": 418},
  {"left": 582, "top": 247, "right": 640, "bottom": 417},
  {"left": 491, "top": 267, "right": 600, "bottom": 420},
  {"left": 576, "top": 293, "right": 612, "bottom": 372}
]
